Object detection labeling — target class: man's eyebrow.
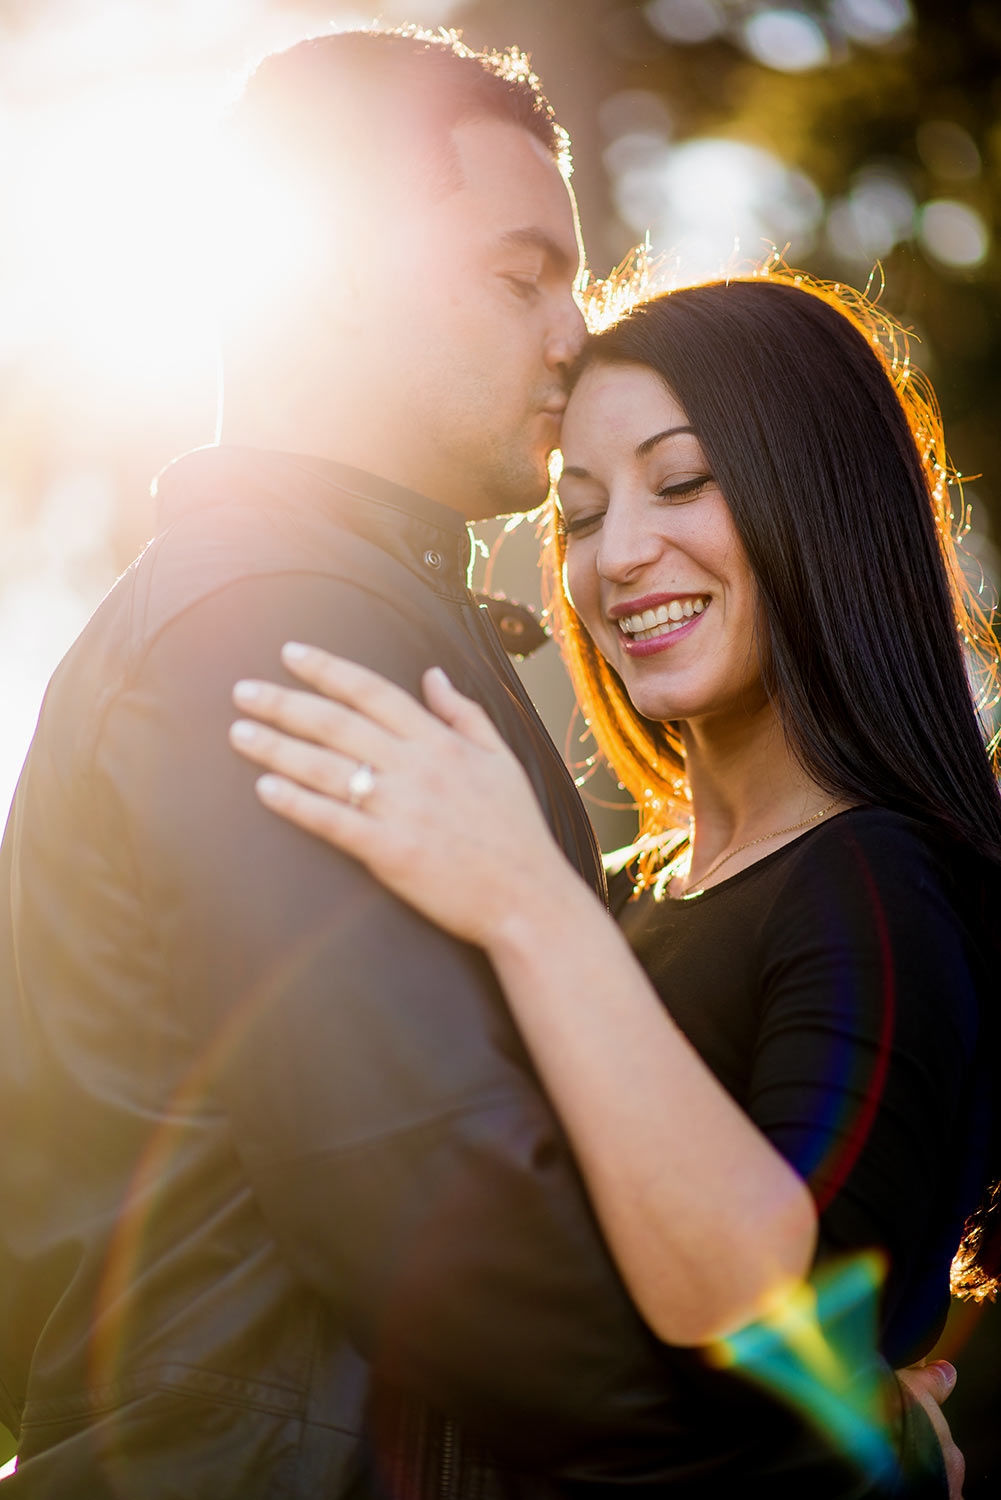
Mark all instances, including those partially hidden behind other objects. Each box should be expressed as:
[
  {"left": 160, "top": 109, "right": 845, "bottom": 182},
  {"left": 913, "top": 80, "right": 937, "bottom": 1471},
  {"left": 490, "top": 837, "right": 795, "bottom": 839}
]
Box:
[
  {"left": 636, "top": 425, "right": 696, "bottom": 458},
  {"left": 498, "top": 227, "right": 576, "bottom": 278}
]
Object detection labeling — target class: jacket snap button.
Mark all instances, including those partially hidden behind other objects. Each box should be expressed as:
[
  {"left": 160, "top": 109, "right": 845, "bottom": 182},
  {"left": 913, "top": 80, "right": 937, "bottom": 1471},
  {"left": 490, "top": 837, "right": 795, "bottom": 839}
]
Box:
[{"left": 424, "top": 549, "right": 442, "bottom": 570}]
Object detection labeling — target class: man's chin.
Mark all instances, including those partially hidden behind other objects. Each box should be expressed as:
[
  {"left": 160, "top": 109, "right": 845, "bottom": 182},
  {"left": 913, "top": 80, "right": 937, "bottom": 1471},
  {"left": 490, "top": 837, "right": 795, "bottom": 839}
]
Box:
[{"left": 478, "top": 462, "right": 551, "bottom": 521}]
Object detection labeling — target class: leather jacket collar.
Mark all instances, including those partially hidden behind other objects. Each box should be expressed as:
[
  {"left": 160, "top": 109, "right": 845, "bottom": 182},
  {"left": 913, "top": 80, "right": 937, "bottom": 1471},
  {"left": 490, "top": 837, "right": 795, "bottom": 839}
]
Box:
[{"left": 154, "top": 445, "right": 474, "bottom": 603}]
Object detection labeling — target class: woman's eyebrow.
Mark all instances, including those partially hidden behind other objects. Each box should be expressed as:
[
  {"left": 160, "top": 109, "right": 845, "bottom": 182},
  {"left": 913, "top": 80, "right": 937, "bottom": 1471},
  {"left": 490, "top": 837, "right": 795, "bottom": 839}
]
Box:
[
  {"left": 561, "top": 425, "right": 699, "bottom": 484},
  {"left": 636, "top": 425, "right": 696, "bottom": 458}
]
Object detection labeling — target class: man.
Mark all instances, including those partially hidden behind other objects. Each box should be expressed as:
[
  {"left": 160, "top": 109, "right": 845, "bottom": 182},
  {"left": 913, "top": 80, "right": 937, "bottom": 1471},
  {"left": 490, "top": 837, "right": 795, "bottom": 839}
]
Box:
[{"left": 0, "top": 27, "right": 956, "bottom": 1499}]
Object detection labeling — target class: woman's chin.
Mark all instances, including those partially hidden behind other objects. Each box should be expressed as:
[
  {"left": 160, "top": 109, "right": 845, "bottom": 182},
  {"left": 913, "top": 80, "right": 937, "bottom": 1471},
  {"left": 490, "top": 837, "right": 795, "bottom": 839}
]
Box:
[
  {"left": 618, "top": 669, "right": 771, "bottom": 733},
  {"left": 613, "top": 671, "right": 697, "bottom": 724},
  {"left": 626, "top": 691, "right": 690, "bottom": 726}
]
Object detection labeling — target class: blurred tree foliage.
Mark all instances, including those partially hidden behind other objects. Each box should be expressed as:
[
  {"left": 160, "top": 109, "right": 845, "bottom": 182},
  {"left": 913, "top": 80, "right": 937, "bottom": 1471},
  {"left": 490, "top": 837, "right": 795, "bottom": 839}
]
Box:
[{"left": 460, "top": 0, "right": 1001, "bottom": 560}]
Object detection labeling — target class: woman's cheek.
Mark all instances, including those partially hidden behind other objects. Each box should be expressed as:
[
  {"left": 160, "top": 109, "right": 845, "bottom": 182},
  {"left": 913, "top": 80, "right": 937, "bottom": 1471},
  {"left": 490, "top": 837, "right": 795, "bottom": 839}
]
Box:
[{"left": 563, "top": 550, "right": 601, "bottom": 636}]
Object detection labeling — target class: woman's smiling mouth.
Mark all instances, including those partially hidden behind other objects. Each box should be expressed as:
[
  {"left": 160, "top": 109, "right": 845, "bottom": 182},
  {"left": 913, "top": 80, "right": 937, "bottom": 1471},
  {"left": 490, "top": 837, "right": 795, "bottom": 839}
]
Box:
[{"left": 613, "top": 594, "right": 711, "bottom": 654}]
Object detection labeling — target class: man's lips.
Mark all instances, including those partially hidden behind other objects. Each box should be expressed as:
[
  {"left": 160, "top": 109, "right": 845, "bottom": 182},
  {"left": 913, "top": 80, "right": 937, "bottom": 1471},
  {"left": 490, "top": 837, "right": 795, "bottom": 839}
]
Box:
[{"left": 537, "top": 404, "right": 565, "bottom": 446}]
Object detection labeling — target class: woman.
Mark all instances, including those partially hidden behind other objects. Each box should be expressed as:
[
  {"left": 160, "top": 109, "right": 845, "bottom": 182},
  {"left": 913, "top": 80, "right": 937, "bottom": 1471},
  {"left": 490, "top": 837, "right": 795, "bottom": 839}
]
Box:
[{"left": 229, "top": 272, "right": 999, "bottom": 1486}]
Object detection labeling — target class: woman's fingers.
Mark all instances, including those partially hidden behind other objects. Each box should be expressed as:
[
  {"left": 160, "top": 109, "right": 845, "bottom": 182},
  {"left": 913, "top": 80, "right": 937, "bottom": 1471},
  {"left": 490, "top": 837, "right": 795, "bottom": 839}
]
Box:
[
  {"left": 255, "top": 773, "right": 376, "bottom": 858},
  {"left": 280, "top": 646, "right": 504, "bottom": 753},
  {"left": 237, "top": 645, "right": 508, "bottom": 767},
  {"left": 231, "top": 678, "right": 395, "bottom": 768},
  {"left": 281, "top": 643, "right": 438, "bottom": 740},
  {"left": 229, "top": 718, "right": 364, "bottom": 800},
  {"left": 421, "top": 667, "right": 508, "bottom": 752},
  {"left": 896, "top": 1364, "right": 965, "bottom": 1499},
  {"left": 227, "top": 653, "right": 566, "bottom": 950}
]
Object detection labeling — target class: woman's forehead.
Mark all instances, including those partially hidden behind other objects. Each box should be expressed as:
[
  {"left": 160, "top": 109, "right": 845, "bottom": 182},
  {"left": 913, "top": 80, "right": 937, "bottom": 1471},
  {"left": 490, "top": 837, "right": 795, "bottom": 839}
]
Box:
[{"left": 563, "top": 363, "right": 692, "bottom": 455}]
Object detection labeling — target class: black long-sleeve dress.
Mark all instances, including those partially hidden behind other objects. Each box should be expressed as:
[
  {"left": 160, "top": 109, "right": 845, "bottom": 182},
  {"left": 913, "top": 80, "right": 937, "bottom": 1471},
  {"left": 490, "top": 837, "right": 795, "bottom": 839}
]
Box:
[{"left": 613, "top": 806, "right": 993, "bottom": 1370}]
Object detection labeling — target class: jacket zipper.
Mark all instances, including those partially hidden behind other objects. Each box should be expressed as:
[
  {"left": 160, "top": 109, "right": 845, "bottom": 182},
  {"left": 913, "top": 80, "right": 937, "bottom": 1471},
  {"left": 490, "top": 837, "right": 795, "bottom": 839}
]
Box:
[{"left": 438, "top": 1416, "right": 456, "bottom": 1500}]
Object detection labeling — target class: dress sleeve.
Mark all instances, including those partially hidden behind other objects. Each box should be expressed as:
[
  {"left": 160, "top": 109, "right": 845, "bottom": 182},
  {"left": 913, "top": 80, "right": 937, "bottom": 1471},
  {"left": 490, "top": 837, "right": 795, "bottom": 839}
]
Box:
[
  {"left": 93, "top": 570, "right": 687, "bottom": 1474},
  {"left": 748, "top": 816, "right": 980, "bottom": 1353}
]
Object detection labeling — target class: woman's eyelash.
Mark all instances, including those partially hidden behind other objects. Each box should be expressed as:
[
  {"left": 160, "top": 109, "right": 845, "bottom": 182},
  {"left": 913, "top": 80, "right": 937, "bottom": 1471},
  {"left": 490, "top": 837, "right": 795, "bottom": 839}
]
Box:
[
  {"left": 561, "top": 511, "right": 603, "bottom": 537},
  {"left": 657, "top": 475, "right": 712, "bottom": 501},
  {"left": 560, "top": 474, "right": 712, "bottom": 536}
]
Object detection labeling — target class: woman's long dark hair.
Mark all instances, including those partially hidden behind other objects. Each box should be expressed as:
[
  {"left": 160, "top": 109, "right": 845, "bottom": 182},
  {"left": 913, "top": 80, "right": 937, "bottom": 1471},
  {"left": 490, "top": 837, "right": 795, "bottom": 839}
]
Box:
[{"left": 546, "top": 269, "right": 1001, "bottom": 1296}]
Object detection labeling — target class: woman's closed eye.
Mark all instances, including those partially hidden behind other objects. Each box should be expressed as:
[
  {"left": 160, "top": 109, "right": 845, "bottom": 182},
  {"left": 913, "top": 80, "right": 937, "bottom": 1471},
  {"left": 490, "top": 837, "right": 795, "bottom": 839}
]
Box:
[
  {"left": 656, "top": 474, "right": 714, "bottom": 503},
  {"left": 560, "top": 508, "right": 605, "bottom": 539},
  {"left": 560, "top": 473, "right": 715, "bottom": 537}
]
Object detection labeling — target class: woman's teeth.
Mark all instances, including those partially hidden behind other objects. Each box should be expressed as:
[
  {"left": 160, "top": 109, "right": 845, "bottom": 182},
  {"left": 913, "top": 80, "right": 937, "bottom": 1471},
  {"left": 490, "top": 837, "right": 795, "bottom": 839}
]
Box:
[{"left": 618, "top": 597, "right": 708, "bottom": 641}]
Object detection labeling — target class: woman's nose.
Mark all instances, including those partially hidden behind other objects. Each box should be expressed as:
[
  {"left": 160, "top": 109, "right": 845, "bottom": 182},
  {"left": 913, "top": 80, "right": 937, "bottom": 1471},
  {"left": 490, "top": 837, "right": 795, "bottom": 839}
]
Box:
[{"left": 596, "top": 500, "right": 662, "bottom": 583}]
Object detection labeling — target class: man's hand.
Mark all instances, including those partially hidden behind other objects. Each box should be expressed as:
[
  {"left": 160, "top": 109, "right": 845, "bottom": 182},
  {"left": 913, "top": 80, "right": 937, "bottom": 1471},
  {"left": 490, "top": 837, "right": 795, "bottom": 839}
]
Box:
[{"left": 896, "top": 1360, "right": 965, "bottom": 1499}]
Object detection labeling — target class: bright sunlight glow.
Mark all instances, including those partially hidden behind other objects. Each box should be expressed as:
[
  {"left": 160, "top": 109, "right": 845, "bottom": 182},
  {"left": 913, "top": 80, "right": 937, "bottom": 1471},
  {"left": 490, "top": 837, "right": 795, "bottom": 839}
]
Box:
[{"left": 0, "top": 1, "right": 395, "bottom": 822}]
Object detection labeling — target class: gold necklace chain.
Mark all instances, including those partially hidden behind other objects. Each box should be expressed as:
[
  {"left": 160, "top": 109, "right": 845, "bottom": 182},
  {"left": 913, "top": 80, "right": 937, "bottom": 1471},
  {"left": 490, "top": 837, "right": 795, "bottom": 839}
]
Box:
[{"left": 674, "top": 800, "right": 840, "bottom": 900}]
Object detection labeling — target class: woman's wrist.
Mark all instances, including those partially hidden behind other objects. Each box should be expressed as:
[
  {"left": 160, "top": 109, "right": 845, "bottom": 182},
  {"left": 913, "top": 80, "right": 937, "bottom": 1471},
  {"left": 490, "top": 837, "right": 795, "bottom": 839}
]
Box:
[{"left": 487, "top": 855, "right": 605, "bottom": 969}]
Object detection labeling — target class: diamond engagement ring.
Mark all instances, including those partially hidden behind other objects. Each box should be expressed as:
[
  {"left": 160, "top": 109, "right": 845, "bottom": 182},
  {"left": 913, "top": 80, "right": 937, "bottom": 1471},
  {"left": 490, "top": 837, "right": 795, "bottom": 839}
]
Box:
[{"left": 346, "top": 762, "right": 376, "bottom": 809}]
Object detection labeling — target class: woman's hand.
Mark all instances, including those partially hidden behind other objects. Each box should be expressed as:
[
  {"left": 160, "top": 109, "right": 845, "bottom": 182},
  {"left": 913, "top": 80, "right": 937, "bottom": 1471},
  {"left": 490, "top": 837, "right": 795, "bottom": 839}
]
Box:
[
  {"left": 229, "top": 642, "right": 574, "bottom": 950},
  {"left": 231, "top": 644, "right": 819, "bottom": 1349},
  {"left": 896, "top": 1361, "right": 965, "bottom": 1499}
]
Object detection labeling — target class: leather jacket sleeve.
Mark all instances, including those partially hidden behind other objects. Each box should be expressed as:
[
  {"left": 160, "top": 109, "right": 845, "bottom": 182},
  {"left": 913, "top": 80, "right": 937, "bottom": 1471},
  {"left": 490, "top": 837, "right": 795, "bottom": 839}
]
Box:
[{"left": 93, "top": 570, "right": 689, "bottom": 1475}]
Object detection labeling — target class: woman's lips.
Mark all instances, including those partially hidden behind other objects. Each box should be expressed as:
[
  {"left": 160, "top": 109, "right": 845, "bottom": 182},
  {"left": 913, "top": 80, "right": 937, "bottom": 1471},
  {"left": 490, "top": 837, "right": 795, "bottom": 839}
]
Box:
[{"left": 617, "top": 600, "right": 709, "bottom": 657}]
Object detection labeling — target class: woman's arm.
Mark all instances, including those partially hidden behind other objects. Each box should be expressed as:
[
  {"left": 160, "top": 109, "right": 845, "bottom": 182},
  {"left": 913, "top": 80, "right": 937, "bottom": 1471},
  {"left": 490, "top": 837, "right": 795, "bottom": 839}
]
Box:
[
  {"left": 476, "top": 847, "right": 818, "bottom": 1346},
  {"left": 230, "top": 644, "right": 817, "bottom": 1346}
]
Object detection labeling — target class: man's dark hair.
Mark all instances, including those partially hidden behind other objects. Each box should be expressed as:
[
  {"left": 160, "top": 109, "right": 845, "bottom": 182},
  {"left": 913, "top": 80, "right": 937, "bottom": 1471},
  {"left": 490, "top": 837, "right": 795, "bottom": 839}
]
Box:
[{"left": 225, "top": 25, "right": 570, "bottom": 204}]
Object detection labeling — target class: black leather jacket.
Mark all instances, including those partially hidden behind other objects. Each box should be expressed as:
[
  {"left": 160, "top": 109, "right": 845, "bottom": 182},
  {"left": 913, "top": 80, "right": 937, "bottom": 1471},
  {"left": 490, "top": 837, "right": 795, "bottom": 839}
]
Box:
[{"left": 0, "top": 449, "right": 944, "bottom": 1498}]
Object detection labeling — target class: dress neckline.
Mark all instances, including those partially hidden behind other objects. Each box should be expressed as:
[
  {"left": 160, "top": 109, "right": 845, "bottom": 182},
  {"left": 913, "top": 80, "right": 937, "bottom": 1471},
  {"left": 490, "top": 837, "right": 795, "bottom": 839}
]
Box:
[{"left": 654, "top": 805, "right": 871, "bottom": 904}]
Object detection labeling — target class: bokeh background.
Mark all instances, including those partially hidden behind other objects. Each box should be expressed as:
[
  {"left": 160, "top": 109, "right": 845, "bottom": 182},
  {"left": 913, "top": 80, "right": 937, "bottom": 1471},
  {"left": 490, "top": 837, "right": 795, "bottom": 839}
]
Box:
[{"left": 0, "top": 0, "right": 998, "bottom": 1488}]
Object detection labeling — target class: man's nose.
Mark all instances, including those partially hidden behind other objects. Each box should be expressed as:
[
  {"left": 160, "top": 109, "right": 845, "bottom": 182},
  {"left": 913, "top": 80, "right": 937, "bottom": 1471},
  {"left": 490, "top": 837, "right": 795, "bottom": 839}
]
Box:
[{"left": 545, "top": 294, "right": 587, "bottom": 381}]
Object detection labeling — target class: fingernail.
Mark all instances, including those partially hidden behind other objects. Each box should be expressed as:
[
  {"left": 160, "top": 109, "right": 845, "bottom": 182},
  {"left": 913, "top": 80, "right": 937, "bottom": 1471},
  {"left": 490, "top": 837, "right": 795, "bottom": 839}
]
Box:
[
  {"left": 427, "top": 666, "right": 453, "bottom": 690},
  {"left": 230, "top": 720, "right": 259, "bottom": 744},
  {"left": 233, "top": 679, "right": 262, "bottom": 702},
  {"left": 256, "top": 774, "right": 286, "bottom": 801},
  {"left": 282, "top": 642, "right": 309, "bottom": 661}
]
